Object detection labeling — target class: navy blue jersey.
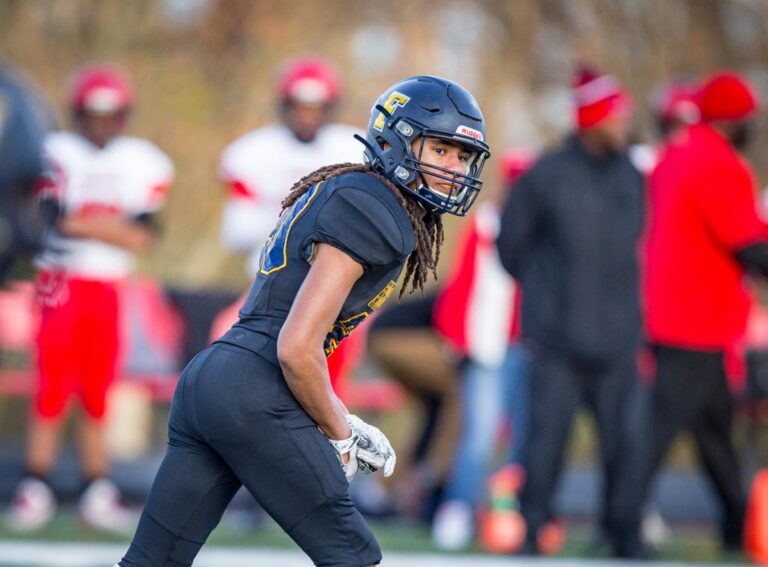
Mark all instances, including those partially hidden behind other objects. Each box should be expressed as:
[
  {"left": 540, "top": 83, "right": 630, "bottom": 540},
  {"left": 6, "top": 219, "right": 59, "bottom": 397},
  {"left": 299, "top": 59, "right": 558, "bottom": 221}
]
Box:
[{"left": 217, "top": 171, "right": 415, "bottom": 362}]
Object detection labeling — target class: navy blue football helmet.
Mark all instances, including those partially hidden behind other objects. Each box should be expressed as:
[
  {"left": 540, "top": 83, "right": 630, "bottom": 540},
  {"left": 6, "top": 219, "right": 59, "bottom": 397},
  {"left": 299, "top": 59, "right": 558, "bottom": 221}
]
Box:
[{"left": 357, "top": 75, "right": 491, "bottom": 216}]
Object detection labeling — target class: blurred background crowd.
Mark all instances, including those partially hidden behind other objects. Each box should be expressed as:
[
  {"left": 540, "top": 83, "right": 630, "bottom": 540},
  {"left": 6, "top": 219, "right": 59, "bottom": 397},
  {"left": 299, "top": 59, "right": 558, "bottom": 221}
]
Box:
[{"left": 3, "top": 0, "right": 768, "bottom": 564}]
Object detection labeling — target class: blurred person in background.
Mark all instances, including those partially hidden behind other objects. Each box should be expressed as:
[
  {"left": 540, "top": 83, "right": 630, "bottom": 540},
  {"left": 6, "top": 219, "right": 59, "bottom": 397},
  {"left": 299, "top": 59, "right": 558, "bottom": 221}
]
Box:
[
  {"left": 430, "top": 149, "right": 533, "bottom": 551},
  {"left": 363, "top": 290, "right": 459, "bottom": 522},
  {"left": 497, "top": 66, "right": 646, "bottom": 558},
  {"left": 629, "top": 75, "right": 702, "bottom": 550},
  {"left": 629, "top": 77, "right": 701, "bottom": 175},
  {"left": 6, "top": 63, "right": 174, "bottom": 534},
  {"left": 0, "top": 65, "right": 51, "bottom": 285},
  {"left": 212, "top": 56, "right": 363, "bottom": 400},
  {"left": 217, "top": 56, "right": 362, "bottom": 275},
  {"left": 635, "top": 70, "right": 768, "bottom": 555},
  {"left": 651, "top": 77, "right": 701, "bottom": 143}
]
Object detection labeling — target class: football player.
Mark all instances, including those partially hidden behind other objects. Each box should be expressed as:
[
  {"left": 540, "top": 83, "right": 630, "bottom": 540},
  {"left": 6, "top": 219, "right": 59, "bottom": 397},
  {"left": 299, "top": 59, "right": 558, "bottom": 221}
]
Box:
[
  {"left": 117, "top": 75, "right": 490, "bottom": 567},
  {"left": 218, "top": 56, "right": 362, "bottom": 276},
  {"left": 7, "top": 63, "right": 174, "bottom": 534}
]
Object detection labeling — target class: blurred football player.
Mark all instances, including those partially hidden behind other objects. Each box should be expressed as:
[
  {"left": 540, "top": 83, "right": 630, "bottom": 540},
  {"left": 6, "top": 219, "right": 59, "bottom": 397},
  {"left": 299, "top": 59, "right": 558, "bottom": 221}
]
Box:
[
  {"left": 6, "top": 63, "right": 174, "bottom": 534},
  {"left": 218, "top": 56, "right": 362, "bottom": 277}
]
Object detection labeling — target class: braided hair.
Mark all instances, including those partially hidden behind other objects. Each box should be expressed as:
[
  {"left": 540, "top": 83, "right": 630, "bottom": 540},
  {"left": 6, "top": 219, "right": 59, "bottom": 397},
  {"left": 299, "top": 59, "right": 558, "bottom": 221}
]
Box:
[{"left": 281, "top": 163, "right": 444, "bottom": 297}]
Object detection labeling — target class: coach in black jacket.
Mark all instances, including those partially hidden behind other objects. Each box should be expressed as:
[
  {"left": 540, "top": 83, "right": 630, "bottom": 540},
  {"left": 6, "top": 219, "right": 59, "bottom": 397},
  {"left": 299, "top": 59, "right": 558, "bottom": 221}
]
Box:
[{"left": 497, "top": 68, "right": 646, "bottom": 558}]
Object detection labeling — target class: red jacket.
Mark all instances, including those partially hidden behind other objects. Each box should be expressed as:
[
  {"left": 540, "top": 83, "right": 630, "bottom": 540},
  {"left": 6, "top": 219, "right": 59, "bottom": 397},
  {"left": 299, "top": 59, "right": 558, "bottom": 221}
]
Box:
[{"left": 645, "top": 123, "right": 765, "bottom": 350}]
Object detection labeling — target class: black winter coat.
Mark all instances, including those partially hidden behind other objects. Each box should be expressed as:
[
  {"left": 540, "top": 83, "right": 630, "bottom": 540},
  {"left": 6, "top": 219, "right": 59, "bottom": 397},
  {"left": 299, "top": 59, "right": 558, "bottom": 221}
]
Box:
[{"left": 497, "top": 136, "right": 645, "bottom": 360}]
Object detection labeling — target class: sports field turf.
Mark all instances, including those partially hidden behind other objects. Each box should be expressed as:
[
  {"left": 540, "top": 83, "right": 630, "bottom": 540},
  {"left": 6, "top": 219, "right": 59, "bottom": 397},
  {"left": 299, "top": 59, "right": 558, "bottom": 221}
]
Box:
[{"left": 0, "top": 511, "right": 749, "bottom": 566}]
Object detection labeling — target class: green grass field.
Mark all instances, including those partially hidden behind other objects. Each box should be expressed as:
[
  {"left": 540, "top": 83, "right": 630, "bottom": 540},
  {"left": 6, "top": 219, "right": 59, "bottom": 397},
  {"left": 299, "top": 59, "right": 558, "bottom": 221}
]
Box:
[{"left": 0, "top": 510, "right": 750, "bottom": 566}]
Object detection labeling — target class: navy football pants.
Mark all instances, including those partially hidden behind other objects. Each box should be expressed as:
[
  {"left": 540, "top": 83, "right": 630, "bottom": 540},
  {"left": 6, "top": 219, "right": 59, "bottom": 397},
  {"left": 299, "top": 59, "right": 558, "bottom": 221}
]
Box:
[{"left": 119, "top": 343, "right": 381, "bottom": 566}]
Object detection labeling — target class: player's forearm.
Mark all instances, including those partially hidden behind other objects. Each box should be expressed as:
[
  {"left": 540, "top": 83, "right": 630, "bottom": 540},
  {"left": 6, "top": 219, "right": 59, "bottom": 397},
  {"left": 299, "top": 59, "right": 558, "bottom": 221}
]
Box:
[
  {"left": 59, "top": 215, "right": 155, "bottom": 252},
  {"left": 278, "top": 346, "right": 351, "bottom": 440}
]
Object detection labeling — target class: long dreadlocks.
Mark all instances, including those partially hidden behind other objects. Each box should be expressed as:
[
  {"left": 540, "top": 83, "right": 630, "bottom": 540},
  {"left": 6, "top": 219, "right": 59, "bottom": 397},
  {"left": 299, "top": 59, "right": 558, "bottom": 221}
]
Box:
[{"left": 281, "top": 163, "right": 443, "bottom": 298}]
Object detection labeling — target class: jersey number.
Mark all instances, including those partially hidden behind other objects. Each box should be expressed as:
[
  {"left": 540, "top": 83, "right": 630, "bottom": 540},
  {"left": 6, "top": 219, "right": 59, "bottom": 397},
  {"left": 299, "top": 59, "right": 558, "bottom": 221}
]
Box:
[{"left": 259, "top": 182, "right": 321, "bottom": 275}]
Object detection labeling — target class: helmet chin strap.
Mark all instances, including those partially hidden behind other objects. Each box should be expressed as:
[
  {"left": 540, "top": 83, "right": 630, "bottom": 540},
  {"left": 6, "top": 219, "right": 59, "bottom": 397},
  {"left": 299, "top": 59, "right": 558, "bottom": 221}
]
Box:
[{"left": 417, "top": 173, "right": 462, "bottom": 206}]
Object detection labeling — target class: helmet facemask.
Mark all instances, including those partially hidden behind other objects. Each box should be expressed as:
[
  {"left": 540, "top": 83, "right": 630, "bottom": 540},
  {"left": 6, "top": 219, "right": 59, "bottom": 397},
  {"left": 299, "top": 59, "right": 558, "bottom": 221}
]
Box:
[
  {"left": 362, "top": 114, "right": 489, "bottom": 216},
  {"left": 404, "top": 131, "right": 488, "bottom": 216}
]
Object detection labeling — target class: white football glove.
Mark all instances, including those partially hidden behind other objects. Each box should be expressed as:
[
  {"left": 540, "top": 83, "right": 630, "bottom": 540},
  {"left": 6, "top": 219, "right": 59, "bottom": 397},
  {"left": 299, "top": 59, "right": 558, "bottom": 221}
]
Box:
[
  {"left": 328, "top": 433, "right": 359, "bottom": 482},
  {"left": 345, "top": 414, "right": 397, "bottom": 477}
]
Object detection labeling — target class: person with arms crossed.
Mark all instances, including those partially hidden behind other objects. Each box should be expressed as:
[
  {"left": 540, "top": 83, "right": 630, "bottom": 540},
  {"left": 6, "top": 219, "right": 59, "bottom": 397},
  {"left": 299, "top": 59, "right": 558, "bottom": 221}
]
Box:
[
  {"left": 6, "top": 63, "right": 174, "bottom": 534},
  {"left": 497, "top": 66, "right": 646, "bottom": 558},
  {"left": 117, "top": 75, "right": 491, "bottom": 567}
]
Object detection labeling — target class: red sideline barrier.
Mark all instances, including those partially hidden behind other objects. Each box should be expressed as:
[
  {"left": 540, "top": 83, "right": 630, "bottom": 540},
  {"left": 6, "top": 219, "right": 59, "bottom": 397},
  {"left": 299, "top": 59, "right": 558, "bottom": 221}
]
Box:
[
  {"left": 0, "top": 279, "right": 406, "bottom": 412},
  {"left": 0, "top": 369, "right": 405, "bottom": 411}
]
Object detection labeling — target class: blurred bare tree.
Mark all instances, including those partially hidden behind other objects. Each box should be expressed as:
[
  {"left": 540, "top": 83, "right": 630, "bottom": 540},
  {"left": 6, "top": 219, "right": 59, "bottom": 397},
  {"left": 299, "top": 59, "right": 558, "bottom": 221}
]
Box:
[{"left": 1, "top": 0, "right": 767, "bottom": 287}]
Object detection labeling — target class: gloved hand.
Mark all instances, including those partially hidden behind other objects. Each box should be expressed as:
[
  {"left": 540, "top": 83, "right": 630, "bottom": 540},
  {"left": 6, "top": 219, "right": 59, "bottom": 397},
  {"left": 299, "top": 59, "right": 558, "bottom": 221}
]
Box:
[
  {"left": 328, "top": 433, "right": 359, "bottom": 482},
  {"left": 345, "top": 414, "right": 396, "bottom": 477}
]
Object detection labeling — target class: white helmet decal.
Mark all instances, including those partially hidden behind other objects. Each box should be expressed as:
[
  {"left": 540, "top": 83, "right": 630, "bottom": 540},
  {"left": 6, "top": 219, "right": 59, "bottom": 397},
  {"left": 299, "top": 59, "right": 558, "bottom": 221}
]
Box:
[{"left": 456, "top": 125, "right": 484, "bottom": 142}]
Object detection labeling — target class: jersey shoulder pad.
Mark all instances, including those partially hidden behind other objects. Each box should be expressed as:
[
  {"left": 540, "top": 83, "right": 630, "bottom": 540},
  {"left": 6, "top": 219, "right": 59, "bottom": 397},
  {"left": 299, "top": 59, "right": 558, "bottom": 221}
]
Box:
[
  {"left": 315, "top": 172, "right": 414, "bottom": 268},
  {"left": 121, "top": 135, "right": 174, "bottom": 167},
  {"left": 113, "top": 136, "right": 175, "bottom": 190},
  {"left": 43, "top": 131, "right": 87, "bottom": 159}
]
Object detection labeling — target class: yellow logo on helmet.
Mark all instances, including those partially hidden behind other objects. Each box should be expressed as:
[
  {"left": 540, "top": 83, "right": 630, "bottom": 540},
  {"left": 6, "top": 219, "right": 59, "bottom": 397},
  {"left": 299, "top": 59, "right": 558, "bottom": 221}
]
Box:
[{"left": 373, "top": 91, "right": 410, "bottom": 131}]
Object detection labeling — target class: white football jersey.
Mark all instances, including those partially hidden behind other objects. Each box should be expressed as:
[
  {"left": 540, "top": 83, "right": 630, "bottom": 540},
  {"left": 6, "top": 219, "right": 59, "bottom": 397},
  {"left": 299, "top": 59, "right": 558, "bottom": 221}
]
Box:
[
  {"left": 219, "top": 122, "right": 363, "bottom": 275},
  {"left": 38, "top": 131, "right": 174, "bottom": 280}
]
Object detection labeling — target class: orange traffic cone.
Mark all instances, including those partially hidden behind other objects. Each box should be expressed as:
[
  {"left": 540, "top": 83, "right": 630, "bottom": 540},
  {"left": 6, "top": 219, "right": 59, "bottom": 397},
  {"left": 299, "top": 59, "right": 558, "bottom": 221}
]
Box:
[
  {"left": 478, "top": 465, "right": 526, "bottom": 554},
  {"left": 745, "top": 469, "right": 768, "bottom": 564},
  {"left": 538, "top": 518, "right": 566, "bottom": 556}
]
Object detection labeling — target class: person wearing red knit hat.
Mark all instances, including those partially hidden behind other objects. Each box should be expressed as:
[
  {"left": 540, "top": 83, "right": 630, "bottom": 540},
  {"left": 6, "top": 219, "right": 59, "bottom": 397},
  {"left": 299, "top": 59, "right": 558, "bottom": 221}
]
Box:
[
  {"left": 698, "top": 71, "right": 759, "bottom": 149},
  {"left": 497, "top": 65, "right": 646, "bottom": 558},
  {"left": 632, "top": 69, "right": 767, "bottom": 555},
  {"left": 572, "top": 67, "right": 632, "bottom": 131},
  {"left": 651, "top": 77, "right": 701, "bottom": 139},
  {"left": 629, "top": 77, "right": 702, "bottom": 176},
  {"left": 699, "top": 71, "right": 759, "bottom": 121}
]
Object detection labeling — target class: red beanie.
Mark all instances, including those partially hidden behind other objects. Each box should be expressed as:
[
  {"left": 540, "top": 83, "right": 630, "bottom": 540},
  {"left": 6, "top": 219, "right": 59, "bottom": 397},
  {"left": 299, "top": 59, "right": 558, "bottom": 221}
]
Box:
[
  {"left": 572, "top": 66, "right": 631, "bottom": 130},
  {"left": 698, "top": 71, "right": 759, "bottom": 122}
]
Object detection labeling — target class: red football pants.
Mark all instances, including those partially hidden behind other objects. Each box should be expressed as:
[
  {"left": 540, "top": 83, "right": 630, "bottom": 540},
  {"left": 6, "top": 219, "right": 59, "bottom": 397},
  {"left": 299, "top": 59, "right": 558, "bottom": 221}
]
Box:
[{"left": 35, "top": 277, "right": 120, "bottom": 421}]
